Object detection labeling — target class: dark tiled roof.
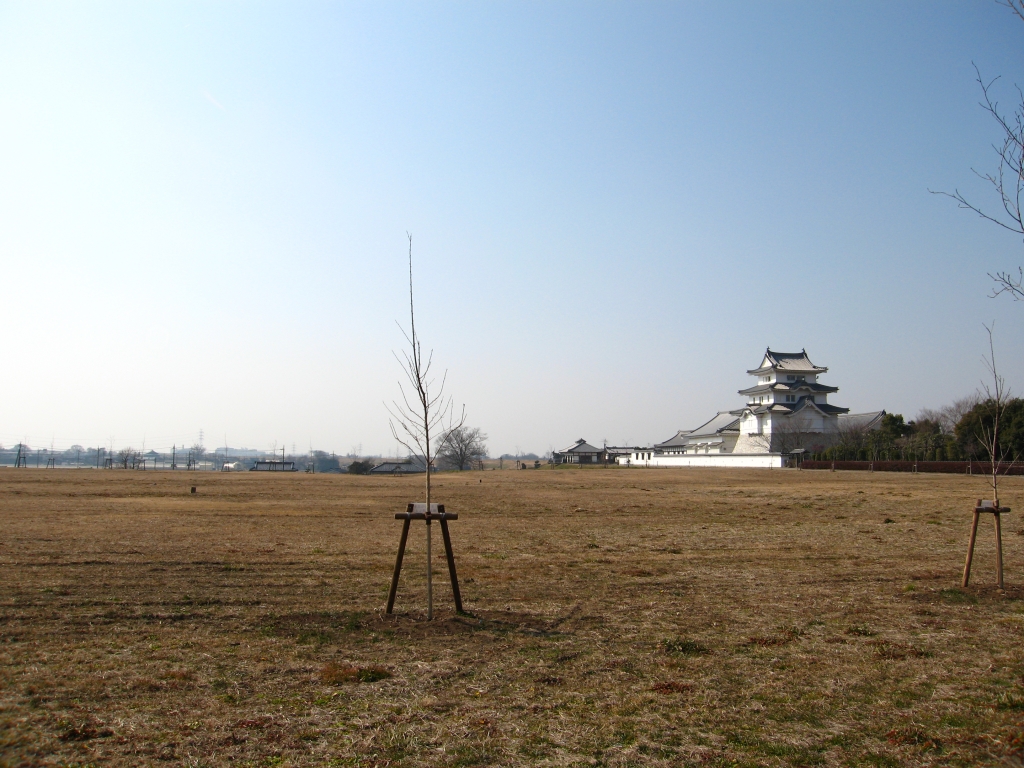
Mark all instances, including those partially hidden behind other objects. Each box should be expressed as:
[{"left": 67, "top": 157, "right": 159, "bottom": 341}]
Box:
[
  {"left": 747, "top": 348, "right": 827, "bottom": 375},
  {"left": 560, "top": 439, "right": 602, "bottom": 454},
  {"left": 736, "top": 397, "right": 848, "bottom": 416},
  {"left": 738, "top": 381, "right": 839, "bottom": 396},
  {"left": 837, "top": 411, "right": 886, "bottom": 429},
  {"left": 655, "top": 430, "right": 692, "bottom": 449},
  {"left": 687, "top": 412, "right": 740, "bottom": 438},
  {"left": 370, "top": 459, "right": 427, "bottom": 474},
  {"left": 787, "top": 398, "right": 849, "bottom": 416}
]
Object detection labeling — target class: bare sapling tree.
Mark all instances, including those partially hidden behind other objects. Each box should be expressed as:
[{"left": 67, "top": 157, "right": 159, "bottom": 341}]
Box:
[
  {"left": 385, "top": 233, "right": 465, "bottom": 619},
  {"left": 439, "top": 426, "right": 488, "bottom": 470},
  {"left": 978, "top": 322, "right": 1014, "bottom": 506},
  {"left": 934, "top": 0, "right": 1024, "bottom": 300}
]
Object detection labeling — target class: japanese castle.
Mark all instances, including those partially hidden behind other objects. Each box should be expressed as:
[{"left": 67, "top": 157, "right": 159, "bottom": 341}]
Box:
[{"left": 616, "top": 348, "right": 883, "bottom": 468}]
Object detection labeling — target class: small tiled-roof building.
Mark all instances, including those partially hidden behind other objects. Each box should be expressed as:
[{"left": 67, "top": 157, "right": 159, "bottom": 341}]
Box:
[
  {"left": 370, "top": 457, "right": 429, "bottom": 474},
  {"left": 554, "top": 439, "right": 604, "bottom": 464}
]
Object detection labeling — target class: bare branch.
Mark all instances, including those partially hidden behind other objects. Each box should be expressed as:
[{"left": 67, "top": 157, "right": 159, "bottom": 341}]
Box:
[
  {"left": 998, "top": 0, "right": 1024, "bottom": 23},
  {"left": 989, "top": 266, "right": 1024, "bottom": 300},
  {"left": 934, "top": 42, "right": 1024, "bottom": 299}
]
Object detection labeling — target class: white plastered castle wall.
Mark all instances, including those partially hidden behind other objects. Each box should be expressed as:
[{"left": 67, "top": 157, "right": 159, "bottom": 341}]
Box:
[{"left": 617, "top": 453, "right": 785, "bottom": 468}]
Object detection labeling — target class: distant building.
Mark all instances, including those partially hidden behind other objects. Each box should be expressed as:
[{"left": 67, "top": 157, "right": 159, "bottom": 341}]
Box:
[
  {"left": 369, "top": 457, "right": 429, "bottom": 474},
  {"left": 251, "top": 460, "right": 297, "bottom": 471},
  {"left": 603, "top": 445, "right": 641, "bottom": 463}
]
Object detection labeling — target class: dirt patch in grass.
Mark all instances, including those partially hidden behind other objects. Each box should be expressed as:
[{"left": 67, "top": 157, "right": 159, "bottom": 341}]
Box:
[{"left": 0, "top": 467, "right": 1022, "bottom": 766}]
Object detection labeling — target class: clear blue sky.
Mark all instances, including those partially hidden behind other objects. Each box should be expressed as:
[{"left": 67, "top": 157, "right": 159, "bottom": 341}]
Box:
[{"left": 1, "top": 1, "right": 1022, "bottom": 456}]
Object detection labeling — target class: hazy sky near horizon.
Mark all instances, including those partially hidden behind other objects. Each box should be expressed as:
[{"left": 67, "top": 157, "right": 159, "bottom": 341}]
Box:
[{"left": 2, "top": 1, "right": 1023, "bottom": 456}]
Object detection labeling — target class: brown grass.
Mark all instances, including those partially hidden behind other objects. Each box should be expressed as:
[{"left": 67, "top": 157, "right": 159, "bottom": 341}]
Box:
[{"left": 0, "top": 466, "right": 1023, "bottom": 766}]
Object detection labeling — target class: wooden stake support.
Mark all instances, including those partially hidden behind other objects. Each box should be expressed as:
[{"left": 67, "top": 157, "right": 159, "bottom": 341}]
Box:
[
  {"left": 962, "top": 499, "right": 1010, "bottom": 589},
  {"left": 386, "top": 503, "right": 464, "bottom": 615}
]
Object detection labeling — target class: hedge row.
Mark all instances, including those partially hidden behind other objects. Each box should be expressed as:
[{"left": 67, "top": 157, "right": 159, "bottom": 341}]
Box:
[{"left": 801, "top": 460, "right": 1024, "bottom": 475}]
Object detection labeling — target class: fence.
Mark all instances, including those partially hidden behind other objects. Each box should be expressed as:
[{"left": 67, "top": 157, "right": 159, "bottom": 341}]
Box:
[{"left": 801, "top": 460, "right": 1024, "bottom": 475}]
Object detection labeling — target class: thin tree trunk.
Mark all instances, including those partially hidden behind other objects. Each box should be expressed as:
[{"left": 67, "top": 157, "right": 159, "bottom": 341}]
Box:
[{"left": 425, "top": 416, "right": 433, "bottom": 620}]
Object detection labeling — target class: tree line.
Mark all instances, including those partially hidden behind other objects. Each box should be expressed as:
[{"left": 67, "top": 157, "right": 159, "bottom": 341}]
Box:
[{"left": 810, "top": 395, "right": 1024, "bottom": 462}]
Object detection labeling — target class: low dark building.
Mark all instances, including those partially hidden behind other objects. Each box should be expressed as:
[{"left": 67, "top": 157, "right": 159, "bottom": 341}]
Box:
[{"left": 251, "top": 460, "right": 297, "bottom": 471}]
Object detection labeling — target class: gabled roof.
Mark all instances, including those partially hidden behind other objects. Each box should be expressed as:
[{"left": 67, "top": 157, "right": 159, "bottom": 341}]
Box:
[
  {"left": 687, "top": 412, "right": 740, "bottom": 438},
  {"left": 837, "top": 411, "right": 886, "bottom": 431},
  {"left": 370, "top": 459, "right": 427, "bottom": 474},
  {"left": 787, "top": 398, "right": 849, "bottom": 416},
  {"left": 654, "top": 429, "right": 692, "bottom": 449},
  {"left": 560, "top": 439, "right": 602, "bottom": 454},
  {"left": 735, "top": 397, "right": 848, "bottom": 417},
  {"left": 738, "top": 381, "right": 839, "bottom": 396},
  {"left": 747, "top": 348, "right": 827, "bottom": 375}
]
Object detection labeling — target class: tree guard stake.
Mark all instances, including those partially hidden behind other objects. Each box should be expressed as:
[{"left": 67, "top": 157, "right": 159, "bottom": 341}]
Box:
[
  {"left": 963, "top": 499, "right": 1010, "bottom": 589},
  {"left": 387, "top": 503, "right": 463, "bottom": 615}
]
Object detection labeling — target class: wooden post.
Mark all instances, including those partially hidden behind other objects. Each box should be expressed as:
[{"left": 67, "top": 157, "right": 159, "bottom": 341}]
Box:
[
  {"left": 995, "top": 511, "right": 1005, "bottom": 590},
  {"left": 963, "top": 500, "right": 981, "bottom": 587},
  {"left": 426, "top": 516, "right": 433, "bottom": 620},
  {"left": 387, "top": 517, "right": 412, "bottom": 614},
  {"left": 440, "top": 517, "right": 463, "bottom": 613}
]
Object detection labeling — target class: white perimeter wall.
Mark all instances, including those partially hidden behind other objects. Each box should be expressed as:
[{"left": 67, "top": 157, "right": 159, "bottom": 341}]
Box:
[{"left": 617, "top": 453, "right": 786, "bottom": 468}]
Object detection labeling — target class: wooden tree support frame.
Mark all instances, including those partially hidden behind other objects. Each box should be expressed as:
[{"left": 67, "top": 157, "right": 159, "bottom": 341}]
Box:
[
  {"left": 963, "top": 499, "right": 1011, "bottom": 589},
  {"left": 387, "top": 503, "right": 463, "bottom": 615}
]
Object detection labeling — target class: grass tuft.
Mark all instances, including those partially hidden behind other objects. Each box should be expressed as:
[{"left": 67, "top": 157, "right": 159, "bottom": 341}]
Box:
[
  {"left": 661, "top": 637, "right": 711, "bottom": 656},
  {"left": 997, "top": 692, "right": 1024, "bottom": 711},
  {"left": 319, "top": 662, "right": 391, "bottom": 684},
  {"left": 886, "top": 727, "right": 942, "bottom": 751},
  {"left": 938, "top": 588, "right": 978, "bottom": 604},
  {"left": 846, "top": 624, "right": 876, "bottom": 637}
]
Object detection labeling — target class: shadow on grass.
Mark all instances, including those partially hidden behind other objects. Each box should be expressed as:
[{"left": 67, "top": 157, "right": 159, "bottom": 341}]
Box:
[{"left": 260, "top": 610, "right": 365, "bottom": 644}]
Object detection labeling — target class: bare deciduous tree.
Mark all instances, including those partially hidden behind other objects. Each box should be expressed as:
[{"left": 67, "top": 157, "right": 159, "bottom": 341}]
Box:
[
  {"left": 979, "top": 323, "right": 1014, "bottom": 505},
  {"left": 768, "top": 422, "right": 823, "bottom": 455},
  {"left": 385, "top": 234, "right": 464, "bottom": 620},
  {"left": 438, "top": 426, "right": 488, "bottom": 470},
  {"left": 831, "top": 421, "right": 869, "bottom": 460},
  {"left": 117, "top": 447, "right": 138, "bottom": 469},
  {"left": 920, "top": 394, "right": 982, "bottom": 436},
  {"left": 933, "top": 1, "right": 1024, "bottom": 300}
]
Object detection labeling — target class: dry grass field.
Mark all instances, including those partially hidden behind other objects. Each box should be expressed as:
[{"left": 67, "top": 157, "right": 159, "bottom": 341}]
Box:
[{"left": 2, "top": 467, "right": 1024, "bottom": 768}]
